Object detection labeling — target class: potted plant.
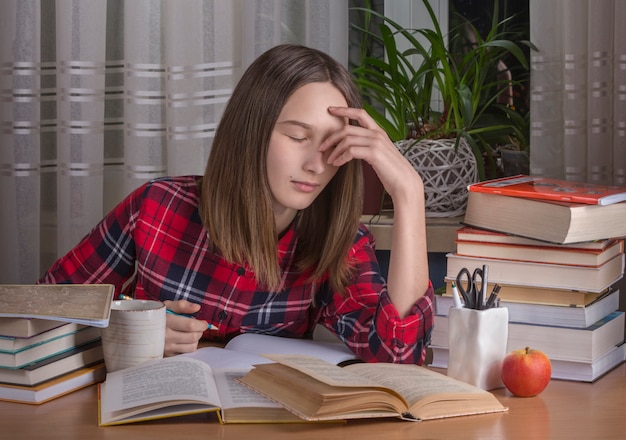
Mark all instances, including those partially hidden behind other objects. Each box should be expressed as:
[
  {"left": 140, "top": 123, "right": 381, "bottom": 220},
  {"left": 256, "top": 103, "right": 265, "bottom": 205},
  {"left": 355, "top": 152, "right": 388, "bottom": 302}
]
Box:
[{"left": 351, "top": 0, "right": 535, "bottom": 216}]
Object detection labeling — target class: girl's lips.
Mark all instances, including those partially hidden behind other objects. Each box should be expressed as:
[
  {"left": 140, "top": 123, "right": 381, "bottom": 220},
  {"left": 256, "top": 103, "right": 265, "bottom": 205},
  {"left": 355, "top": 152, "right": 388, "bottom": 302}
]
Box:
[{"left": 292, "top": 180, "right": 319, "bottom": 193}]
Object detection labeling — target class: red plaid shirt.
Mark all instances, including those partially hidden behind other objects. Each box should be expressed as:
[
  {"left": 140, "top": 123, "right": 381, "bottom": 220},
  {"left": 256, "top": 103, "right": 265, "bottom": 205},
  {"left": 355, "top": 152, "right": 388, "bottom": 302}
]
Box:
[{"left": 40, "top": 176, "right": 434, "bottom": 364}]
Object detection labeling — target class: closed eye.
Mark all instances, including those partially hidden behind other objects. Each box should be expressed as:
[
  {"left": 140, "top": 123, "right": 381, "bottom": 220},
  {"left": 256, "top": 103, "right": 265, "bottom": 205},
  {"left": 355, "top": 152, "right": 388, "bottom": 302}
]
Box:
[{"left": 287, "top": 135, "right": 306, "bottom": 143}]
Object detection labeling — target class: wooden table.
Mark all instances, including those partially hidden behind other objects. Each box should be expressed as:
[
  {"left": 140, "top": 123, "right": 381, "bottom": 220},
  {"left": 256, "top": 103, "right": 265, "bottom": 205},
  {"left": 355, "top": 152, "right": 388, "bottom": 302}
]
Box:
[{"left": 2, "top": 362, "right": 624, "bottom": 440}]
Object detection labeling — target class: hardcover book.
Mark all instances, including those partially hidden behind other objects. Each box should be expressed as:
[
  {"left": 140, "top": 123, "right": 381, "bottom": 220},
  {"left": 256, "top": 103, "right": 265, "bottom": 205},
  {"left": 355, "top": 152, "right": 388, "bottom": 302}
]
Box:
[
  {"left": 455, "top": 226, "right": 614, "bottom": 250},
  {"left": 468, "top": 175, "right": 626, "bottom": 205},
  {"left": 454, "top": 237, "right": 624, "bottom": 267},
  {"left": 0, "top": 340, "right": 103, "bottom": 386},
  {"left": 445, "top": 252, "right": 624, "bottom": 293},
  {"left": 463, "top": 191, "right": 626, "bottom": 244},
  {"left": 0, "top": 319, "right": 66, "bottom": 339},
  {"left": 0, "top": 363, "right": 105, "bottom": 404},
  {"left": 0, "top": 326, "right": 101, "bottom": 369},
  {"left": 0, "top": 323, "right": 86, "bottom": 352},
  {"left": 0, "top": 284, "right": 115, "bottom": 328},
  {"left": 441, "top": 280, "right": 607, "bottom": 307}
]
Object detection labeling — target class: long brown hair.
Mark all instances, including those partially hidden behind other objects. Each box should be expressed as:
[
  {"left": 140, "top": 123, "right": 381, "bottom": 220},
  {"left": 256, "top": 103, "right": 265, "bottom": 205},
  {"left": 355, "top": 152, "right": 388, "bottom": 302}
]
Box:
[{"left": 200, "top": 44, "right": 363, "bottom": 293}]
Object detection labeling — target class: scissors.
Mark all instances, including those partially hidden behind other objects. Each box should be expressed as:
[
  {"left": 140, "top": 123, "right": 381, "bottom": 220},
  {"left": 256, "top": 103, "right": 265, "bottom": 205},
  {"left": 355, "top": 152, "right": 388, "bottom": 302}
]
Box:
[{"left": 455, "top": 266, "right": 487, "bottom": 309}]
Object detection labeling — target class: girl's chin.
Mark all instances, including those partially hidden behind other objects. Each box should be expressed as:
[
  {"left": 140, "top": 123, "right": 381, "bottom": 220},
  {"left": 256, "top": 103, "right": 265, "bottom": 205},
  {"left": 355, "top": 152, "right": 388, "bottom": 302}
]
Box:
[{"left": 273, "top": 198, "right": 317, "bottom": 214}]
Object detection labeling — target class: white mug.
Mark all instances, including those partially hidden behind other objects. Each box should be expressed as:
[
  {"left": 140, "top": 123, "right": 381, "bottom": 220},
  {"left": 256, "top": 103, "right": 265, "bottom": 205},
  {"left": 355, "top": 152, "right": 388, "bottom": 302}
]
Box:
[{"left": 101, "top": 299, "right": 166, "bottom": 373}]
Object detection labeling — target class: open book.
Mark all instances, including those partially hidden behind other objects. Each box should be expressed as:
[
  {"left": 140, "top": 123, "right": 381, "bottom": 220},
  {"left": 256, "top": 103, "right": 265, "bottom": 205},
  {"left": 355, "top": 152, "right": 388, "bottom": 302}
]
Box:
[
  {"left": 98, "top": 332, "right": 356, "bottom": 426},
  {"left": 239, "top": 354, "right": 508, "bottom": 422}
]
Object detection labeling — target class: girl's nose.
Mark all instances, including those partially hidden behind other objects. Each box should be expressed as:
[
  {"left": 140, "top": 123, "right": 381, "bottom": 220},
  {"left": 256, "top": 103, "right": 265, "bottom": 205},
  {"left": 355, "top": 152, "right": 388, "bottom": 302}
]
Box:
[{"left": 304, "top": 148, "right": 329, "bottom": 174}]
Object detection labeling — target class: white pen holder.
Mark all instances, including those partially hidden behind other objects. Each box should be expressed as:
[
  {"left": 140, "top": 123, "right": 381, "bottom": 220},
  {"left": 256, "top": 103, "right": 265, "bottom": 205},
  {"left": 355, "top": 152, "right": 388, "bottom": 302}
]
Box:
[{"left": 447, "top": 307, "right": 509, "bottom": 390}]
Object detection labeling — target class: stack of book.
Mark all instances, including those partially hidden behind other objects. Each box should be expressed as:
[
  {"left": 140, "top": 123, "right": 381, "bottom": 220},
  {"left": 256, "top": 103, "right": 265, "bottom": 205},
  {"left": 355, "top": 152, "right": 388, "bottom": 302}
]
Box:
[
  {"left": 0, "top": 318, "right": 105, "bottom": 404},
  {"left": 0, "top": 309, "right": 108, "bottom": 404},
  {"left": 431, "top": 175, "right": 626, "bottom": 382}
]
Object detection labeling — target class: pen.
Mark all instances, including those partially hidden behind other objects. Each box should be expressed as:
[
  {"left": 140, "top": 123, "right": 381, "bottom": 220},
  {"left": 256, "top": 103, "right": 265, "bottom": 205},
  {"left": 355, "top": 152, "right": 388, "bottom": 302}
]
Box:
[
  {"left": 119, "top": 294, "right": 218, "bottom": 330},
  {"left": 480, "top": 264, "right": 488, "bottom": 308},
  {"left": 485, "top": 284, "right": 501, "bottom": 309},
  {"left": 450, "top": 282, "right": 463, "bottom": 308},
  {"left": 166, "top": 309, "right": 219, "bottom": 331}
]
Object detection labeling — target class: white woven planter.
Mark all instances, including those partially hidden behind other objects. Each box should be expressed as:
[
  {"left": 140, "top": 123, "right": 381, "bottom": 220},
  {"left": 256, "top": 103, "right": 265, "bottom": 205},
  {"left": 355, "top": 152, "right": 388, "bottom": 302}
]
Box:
[{"left": 396, "top": 137, "right": 478, "bottom": 217}]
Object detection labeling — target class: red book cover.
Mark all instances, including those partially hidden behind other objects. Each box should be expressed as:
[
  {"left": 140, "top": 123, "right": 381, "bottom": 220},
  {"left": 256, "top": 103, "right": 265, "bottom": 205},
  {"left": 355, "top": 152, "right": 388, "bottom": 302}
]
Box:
[{"left": 468, "top": 175, "right": 626, "bottom": 205}]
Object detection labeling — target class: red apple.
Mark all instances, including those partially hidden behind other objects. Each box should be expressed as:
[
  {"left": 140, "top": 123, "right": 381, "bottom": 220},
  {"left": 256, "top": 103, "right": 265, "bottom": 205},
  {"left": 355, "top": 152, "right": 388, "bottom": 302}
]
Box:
[{"left": 501, "top": 347, "right": 551, "bottom": 397}]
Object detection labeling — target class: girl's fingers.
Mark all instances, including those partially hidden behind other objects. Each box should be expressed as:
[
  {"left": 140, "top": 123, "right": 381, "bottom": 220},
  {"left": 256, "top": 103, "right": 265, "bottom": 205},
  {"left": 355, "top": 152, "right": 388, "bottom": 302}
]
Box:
[
  {"left": 322, "top": 123, "right": 395, "bottom": 166},
  {"left": 163, "top": 299, "right": 201, "bottom": 315},
  {"left": 164, "top": 325, "right": 204, "bottom": 356},
  {"left": 327, "top": 106, "right": 377, "bottom": 129}
]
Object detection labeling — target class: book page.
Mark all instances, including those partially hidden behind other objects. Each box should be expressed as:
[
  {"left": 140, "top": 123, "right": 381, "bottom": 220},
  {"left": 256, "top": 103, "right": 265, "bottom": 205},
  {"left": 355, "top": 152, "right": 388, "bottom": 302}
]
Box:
[
  {"left": 263, "top": 355, "right": 489, "bottom": 407},
  {"left": 180, "top": 334, "right": 356, "bottom": 370},
  {"left": 346, "top": 363, "right": 487, "bottom": 406},
  {"left": 264, "top": 354, "right": 380, "bottom": 388},
  {"left": 182, "top": 346, "right": 271, "bottom": 369},
  {"left": 224, "top": 332, "right": 356, "bottom": 365},
  {"left": 101, "top": 357, "right": 220, "bottom": 412},
  {"left": 212, "top": 368, "right": 282, "bottom": 410}
]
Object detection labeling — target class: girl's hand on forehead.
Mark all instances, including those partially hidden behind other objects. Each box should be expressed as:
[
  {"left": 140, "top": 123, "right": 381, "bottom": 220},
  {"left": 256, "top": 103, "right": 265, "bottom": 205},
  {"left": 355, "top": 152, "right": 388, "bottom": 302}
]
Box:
[
  {"left": 320, "top": 106, "right": 391, "bottom": 166},
  {"left": 320, "top": 106, "right": 421, "bottom": 199}
]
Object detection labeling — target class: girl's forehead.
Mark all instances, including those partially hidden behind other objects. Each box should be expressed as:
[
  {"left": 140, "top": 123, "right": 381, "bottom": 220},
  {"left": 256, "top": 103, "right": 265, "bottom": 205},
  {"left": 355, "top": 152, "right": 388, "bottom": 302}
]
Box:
[{"left": 278, "top": 82, "right": 347, "bottom": 122}]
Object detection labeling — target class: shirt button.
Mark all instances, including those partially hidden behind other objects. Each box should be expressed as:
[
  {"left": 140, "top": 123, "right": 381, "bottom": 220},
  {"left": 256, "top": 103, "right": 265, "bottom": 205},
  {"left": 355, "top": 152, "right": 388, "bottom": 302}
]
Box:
[
  {"left": 218, "top": 310, "right": 228, "bottom": 320},
  {"left": 236, "top": 267, "right": 245, "bottom": 276},
  {"left": 391, "top": 338, "right": 405, "bottom": 348}
]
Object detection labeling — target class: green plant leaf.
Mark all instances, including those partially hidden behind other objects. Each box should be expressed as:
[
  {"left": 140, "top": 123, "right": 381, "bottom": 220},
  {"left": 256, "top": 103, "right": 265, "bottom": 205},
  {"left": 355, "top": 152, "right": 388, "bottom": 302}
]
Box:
[{"left": 350, "top": 0, "right": 535, "bottom": 180}]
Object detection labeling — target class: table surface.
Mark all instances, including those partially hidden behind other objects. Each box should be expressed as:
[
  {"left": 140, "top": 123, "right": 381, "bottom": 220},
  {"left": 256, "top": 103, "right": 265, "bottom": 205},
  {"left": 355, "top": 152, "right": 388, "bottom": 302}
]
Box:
[{"left": 2, "top": 362, "right": 625, "bottom": 440}]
